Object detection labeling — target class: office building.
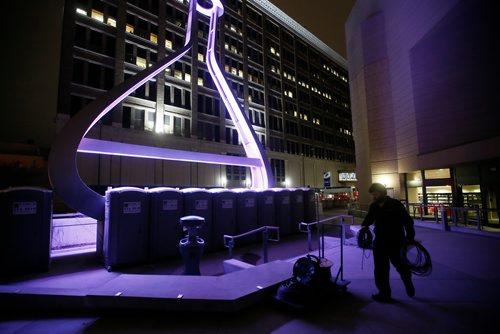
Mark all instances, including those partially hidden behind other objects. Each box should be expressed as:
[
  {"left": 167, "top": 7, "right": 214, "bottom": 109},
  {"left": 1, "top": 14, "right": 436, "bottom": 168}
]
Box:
[{"left": 346, "top": 0, "right": 499, "bottom": 220}]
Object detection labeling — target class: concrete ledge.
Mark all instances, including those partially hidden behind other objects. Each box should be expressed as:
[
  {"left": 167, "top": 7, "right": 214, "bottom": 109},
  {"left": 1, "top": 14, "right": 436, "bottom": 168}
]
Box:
[
  {"left": 223, "top": 259, "right": 255, "bottom": 273},
  {"left": 0, "top": 260, "right": 293, "bottom": 313}
]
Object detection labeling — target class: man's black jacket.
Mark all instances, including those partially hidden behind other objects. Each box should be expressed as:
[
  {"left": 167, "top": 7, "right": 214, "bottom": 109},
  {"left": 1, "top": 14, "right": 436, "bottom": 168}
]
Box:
[{"left": 362, "top": 197, "right": 415, "bottom": 244}]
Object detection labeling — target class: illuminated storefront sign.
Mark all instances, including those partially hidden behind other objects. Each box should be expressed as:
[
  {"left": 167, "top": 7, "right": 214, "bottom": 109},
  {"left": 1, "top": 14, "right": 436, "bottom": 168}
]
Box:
[{"left": 339, "top": 171, "right": 357, "bottom": 182}]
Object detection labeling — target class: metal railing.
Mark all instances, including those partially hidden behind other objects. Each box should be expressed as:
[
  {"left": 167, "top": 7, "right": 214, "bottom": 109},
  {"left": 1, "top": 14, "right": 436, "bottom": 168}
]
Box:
[
  {"left": 299, "top": 214, "right": 354, "bottom": 252},
  {"left": 299, "top": 214, "right": 354, "bottom": 282},
  {"left": 223, "top": 226, "right": 280, "bottom": 263},
  {"left": 406, "top": 203, "right": 500, "bottom": 232}
]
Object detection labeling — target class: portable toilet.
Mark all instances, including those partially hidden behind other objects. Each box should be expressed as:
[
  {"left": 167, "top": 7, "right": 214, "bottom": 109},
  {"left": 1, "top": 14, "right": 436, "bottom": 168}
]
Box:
[
  {"left": 257, "top": 188, "right": 275, "bottom": 228},
  {"left": 103, "top": 187, "right": 149, "bottom": 271},
  {"left": 273, "top": 188, "right": 291, "bottom": 236},
  {"left": 209, "top": 188, "right": 237, "bottom": 250},
  {"left": 303, "top": 188, "right": 317, "bottom": 223},
  {"left": 233, "top": 188, "right": 258, "bottom": 244},
  {"left": 181, "top": 188, "right": 213, "bottom": 251},
  {"left": 148, "top": 187, "right": 184, "bottom": 260},
  {"left": 0, "top": 187, "right": 52, "bottom": 274},
  {"left": 290, "top": 188, "right": 305, "bottom": 234}
]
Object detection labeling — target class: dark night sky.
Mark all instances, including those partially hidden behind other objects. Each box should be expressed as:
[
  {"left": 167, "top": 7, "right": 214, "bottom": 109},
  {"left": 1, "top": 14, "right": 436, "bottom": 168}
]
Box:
[{"left": 268, "top": 0, "right": 356, "bottom": 59}]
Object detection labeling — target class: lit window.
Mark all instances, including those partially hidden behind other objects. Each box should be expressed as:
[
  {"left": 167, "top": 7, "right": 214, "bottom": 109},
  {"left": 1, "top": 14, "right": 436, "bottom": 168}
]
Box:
[
  {"left": 238, "top": 70, "right": 243, "bottom": 78},
  {"left": 197, "top": 77, "right": 204, "bottom": 86},
  {"left": 91, "top": 9, "right": 104, "bottom": 22},
  {"left": 136, "top": 56, "right": 146, "bottom": 68},
  {"left": 165, "top": 39, "right": 172, "bottom": 49},
  {"left": 126, "top": 24, "right": 134, "bottom": 34},
  {"left": 270, "top": 47, "right": 275, "bottom": 54},
  {"left": 150, "top": 33, "right": 158, "bottom": 44},
  {"left": 224, "top": 42, "right": 229, "bottom": 50},
  {"left": 198, "top": 52, "right": 204, "bottom": 62},
  {"left": 174, "top": 70, "right": 182, "bottom": 79},
  {"left": 224, "top": 64, "right": 230, "bottom": 73},
  {"left": 76, "top": 8, "right": 87, "bottom": 16},
  {"left": 107, "top": 17, "right": 116, "bottom": 27},
  {"left": 184, "top": 73, "right": 191, "bottom": 82},
  {"left": 231, "top": 67, "right": 237, "bottom": 75}
]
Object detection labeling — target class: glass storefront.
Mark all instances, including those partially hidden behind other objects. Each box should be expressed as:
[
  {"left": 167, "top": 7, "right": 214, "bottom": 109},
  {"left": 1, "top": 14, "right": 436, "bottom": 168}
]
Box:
[{"left": 405, "top": 163, "right": 499, "bottom": 226}]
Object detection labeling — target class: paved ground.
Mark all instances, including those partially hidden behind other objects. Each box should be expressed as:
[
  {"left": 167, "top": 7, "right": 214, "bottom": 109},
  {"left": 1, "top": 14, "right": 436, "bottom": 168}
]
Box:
[{"left": 1, "top": 218, "right": 500, "bottom": 333}]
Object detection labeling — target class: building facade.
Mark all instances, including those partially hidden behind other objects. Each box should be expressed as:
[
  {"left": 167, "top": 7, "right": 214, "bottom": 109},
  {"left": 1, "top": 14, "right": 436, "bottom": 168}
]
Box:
[
  {"left": 346, "top": 0, "right": 500, "bottom": 221},
  {"left": 55, "top": 0, "right": 354, "bottom": 191}
]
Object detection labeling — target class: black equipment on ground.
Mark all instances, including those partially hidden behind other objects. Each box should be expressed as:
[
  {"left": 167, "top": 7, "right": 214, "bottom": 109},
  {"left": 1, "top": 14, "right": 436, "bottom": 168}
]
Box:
[
  {"left": 293, "top": 254, "right": 320, "bottom": 284},
  {"left": 401, "top": 240, "right": 432, "bottom": 276},
  {"left": 357, "top": 226, "right": 373, "bottom": 249},
  {"left": 276, "top": 254, "right": 337, "bottom": 309}
]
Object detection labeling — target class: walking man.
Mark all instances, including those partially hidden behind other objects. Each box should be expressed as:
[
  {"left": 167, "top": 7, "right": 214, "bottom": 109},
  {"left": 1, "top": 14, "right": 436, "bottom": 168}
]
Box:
[{"left": 362, "top": 183, "right": 415, "bottom": 302}]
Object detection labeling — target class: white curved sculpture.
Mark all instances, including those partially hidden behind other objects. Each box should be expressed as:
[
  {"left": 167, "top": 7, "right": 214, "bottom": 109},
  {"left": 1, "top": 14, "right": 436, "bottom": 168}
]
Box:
[{"left": 49, "top": 0, "right": 273, "bottom": 220}]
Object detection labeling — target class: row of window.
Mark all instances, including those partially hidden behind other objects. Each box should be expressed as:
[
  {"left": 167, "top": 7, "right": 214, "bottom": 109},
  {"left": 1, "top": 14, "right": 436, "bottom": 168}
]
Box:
[
  {"left": 72, "top": 57, "right": 350, "bottom": 132},
  {"left": 75, "top": 9, "right": 347, "bottom": 111},
  {"left": 76, "top": 0, "right": 349, "bottom": 83}
]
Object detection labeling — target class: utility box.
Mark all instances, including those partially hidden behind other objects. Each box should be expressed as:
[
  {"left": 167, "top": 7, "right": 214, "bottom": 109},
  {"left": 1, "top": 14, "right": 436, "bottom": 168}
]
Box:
[
  {"left": 234, "top": 188, "right": 258, "bottom": 244},
  {"left": 290, "top": 188, "right": 305, "bottom": 234},
  {"left": 181, "top": 188, "right": 213, "bottom": 251},
  {"left": 273, "top": 188, "right": 291, "bottom": 236},
  {"left": 0, "top": 187, "right": 52, "bottom": 274},
  {"left": 103, "top": 187, "right": 149, "bottom": 271},
  {"left": 148, "top": 187, "right": 184, "bottom": 260},
  {"left": 257, "top": 189, "right": 275, "bottom": 228},
  {"left": 209, "top": 189, "right": 237, "bottom": 250}
]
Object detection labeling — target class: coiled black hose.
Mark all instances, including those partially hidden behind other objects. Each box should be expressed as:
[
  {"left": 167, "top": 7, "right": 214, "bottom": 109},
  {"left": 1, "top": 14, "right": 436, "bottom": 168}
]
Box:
[
  {"left": 401, "top": 241, "right": 432, "bottom": 276},
  {"left": 357, "top": 226, "right": 373, "bottom": 250}
]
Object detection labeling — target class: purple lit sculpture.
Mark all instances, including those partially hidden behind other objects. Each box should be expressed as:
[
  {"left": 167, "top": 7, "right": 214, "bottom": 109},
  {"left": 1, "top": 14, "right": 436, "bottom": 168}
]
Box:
[{"left": 48, "top": 0, "right": 273, "bottom": 220}]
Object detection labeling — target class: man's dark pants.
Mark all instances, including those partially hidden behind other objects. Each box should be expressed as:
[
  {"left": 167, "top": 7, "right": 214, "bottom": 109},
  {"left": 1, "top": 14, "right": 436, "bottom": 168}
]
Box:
[{"left": 373, "top": 240, "right": 412, "bottom": 297}]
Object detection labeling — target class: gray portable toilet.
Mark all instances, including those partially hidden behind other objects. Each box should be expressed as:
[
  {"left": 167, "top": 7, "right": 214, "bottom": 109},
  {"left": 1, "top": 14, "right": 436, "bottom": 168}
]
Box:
[
  {"left": 290, "top": 188, "right": 305, "bottom": 234},
  {"left": 0, "top": 187, "right": 52, "bottom": 274},
  {"left": 273, "top": 188, "right": 291, "bottom": 236},
  {"left": 209, "top": 188, "right": 236, "bottom": 250},
  {"left": 103, "top": 187, "right": 149, "bottom": 271},
  {"left": 303, "top": 188, "right": 317, "bottom": 223},
  {"left": 257, "top": 189, "right": 275, "bottom": 228},
  {"left": 181, "top": 188, "right": 213, "bottom": 251},
  {"left": 233, "top": 188, "right": 258, "bottom": 244},
  {"left": 148, "top": 187, "right": 183, "bottom": 260}
]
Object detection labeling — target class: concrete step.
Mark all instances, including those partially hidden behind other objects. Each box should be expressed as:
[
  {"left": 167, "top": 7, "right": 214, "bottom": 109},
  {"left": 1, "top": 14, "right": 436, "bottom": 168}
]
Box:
[{"left": 0, "top": 260, "right": 293, "bottom": 313}]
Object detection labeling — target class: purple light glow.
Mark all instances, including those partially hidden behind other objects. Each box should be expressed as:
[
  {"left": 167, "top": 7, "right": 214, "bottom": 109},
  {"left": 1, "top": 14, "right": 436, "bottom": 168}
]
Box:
[
  {"left": 78, "top": 138, "right": 261, "bottom": 167},
  {"left": 48, "top": 0, "right": 272, "bottom": 220}
]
